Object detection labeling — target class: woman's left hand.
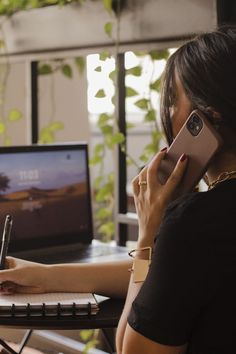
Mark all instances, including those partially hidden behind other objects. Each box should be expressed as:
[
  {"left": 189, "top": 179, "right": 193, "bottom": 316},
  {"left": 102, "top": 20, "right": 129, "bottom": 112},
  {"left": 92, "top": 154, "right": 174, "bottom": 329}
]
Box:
[{"left": 132, "top": 148, "right": 188, "bottom": 246}]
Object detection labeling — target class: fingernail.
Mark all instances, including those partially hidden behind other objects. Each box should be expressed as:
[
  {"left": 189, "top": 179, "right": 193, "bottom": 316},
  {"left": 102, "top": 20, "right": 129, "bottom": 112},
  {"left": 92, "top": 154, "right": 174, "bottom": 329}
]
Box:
[
  {"left": 180, "top": 153, "right": 187, "bottom": 162},
  {"left": 160, "top": 147, "right": 167, "bottom": 152}
]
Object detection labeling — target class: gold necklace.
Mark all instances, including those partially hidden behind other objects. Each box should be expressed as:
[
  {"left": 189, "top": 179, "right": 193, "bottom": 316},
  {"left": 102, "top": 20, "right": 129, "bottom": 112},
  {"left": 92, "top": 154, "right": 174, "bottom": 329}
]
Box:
[{"left": 208, "top": 170, "right": 236, "bottom": 190}]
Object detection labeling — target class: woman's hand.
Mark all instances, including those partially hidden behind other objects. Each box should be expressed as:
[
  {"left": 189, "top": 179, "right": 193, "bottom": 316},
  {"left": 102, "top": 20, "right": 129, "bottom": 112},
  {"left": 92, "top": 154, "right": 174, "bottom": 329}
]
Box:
[
  {"left": 132, "top": 148, "right": 188, "bottom": 246},
  {"left": 0, "top": 257, "right": 51, "bottom": 294}
]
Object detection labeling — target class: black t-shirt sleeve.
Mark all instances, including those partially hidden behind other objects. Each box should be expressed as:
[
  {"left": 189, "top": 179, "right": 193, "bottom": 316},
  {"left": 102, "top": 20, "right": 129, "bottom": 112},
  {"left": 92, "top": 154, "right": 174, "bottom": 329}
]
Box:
[{"left": 127, "top": 200, "right": 218, "bottom": 346}]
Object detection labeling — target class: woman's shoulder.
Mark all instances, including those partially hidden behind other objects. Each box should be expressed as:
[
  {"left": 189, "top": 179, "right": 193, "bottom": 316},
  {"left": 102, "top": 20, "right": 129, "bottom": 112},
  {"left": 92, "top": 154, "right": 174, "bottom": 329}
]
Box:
[
  {"left": 165, "top": 190, "right": 208, "bottom": 218},
  {"left": 166, "top": 178, "right": 236, "bottom": 218},
  {"left": 160, "top": 179, "right": 236, "bottom": 242}
]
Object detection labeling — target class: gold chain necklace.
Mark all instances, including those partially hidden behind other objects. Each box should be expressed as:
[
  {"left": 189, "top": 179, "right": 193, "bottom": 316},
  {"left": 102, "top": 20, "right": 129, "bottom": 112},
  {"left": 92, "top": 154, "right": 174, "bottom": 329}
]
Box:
[{"left": 208, "top": 170, "right": 236, "bottom": 190}]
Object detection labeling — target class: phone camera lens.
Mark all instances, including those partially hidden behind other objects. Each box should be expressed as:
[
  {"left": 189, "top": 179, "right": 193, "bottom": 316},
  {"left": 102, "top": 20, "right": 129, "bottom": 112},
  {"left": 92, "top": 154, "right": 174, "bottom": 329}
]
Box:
[
  {"left": 189, "top": 122, "right": 194, "bottom": 130},
  {"left": 187, "top": 114, "right": 203, "bottom": 136},
  {"left": 193, "top": 116, "right": 200, "bottom": 124}
]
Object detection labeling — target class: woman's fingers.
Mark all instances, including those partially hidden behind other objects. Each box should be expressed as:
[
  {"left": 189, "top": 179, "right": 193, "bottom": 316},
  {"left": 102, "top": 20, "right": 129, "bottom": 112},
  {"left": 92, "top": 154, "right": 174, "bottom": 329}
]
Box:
[
  {"left": 132, "top": 166, "right": 148, "bottom": 196},
  {"left": 132, "top": 149, "right": 187, "bottom": 202},
  {"left": 165, "top": 153, "right": 188, "bottom": 195},
  {"left": 132, "top": 149, "right": 167, "bottom": 195},
  {"left": 132, "top": 175, "right": 139, "bottom": 196},
  {"left": 147, "top": 148, "right": 167, "bottom": 186}
]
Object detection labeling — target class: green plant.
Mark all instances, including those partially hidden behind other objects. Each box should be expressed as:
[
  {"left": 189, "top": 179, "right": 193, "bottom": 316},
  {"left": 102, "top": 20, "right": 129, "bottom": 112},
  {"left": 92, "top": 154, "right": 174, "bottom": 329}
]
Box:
[
  {"left": 79, "top": 329, "right": 99, "bottom": 354},
  {"left": 0, "top": 0, "right": 86, "bottom": 16},
  {"left": 90, "top": 49, "right": 170, "bottom": 241},
  {"left": 37, "top": 56, "right": 85, "bottom": 143}
]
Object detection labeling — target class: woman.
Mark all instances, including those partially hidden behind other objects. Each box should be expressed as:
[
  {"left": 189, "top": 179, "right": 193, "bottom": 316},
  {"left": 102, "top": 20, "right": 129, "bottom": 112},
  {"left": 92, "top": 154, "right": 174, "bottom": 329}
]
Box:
[{"left": 1, "top": 25, "right": 236, "bottom": 353}]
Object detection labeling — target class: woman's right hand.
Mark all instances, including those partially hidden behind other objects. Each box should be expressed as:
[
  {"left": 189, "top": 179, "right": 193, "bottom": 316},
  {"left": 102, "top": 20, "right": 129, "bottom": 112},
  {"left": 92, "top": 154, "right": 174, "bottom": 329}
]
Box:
[{"left": 0, "top": 257, "right": 51, "bottom": 294}]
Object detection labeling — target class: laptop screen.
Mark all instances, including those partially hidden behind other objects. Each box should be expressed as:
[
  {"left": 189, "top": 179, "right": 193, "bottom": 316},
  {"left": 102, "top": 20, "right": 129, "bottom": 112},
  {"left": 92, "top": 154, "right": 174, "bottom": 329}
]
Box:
[{"left": 0, "top": 143, "right": 93, "bottom": 252}]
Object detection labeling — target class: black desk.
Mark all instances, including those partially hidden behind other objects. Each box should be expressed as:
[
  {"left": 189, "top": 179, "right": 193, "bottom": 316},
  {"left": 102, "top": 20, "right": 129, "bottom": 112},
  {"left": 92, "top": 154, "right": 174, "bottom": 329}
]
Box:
[
  {"left": 1, "top": 242, "right": 128, "bottom": 353},
  {"left": 0, "top": 297, "right": 125, "bottom": 354}
]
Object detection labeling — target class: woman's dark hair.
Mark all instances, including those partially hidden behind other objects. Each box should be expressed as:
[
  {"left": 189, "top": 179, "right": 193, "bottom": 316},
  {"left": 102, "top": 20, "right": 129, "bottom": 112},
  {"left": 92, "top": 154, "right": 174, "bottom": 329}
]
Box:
[{"left": 160, "top": 25, "right": 236, "bottom": 145}]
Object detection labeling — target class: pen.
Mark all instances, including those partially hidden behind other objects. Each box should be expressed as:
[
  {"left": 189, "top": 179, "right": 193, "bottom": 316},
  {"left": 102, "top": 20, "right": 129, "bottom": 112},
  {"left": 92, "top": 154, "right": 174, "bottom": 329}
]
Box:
[{"left": 0, "top": 215, "right": 13, "bottom": 270}]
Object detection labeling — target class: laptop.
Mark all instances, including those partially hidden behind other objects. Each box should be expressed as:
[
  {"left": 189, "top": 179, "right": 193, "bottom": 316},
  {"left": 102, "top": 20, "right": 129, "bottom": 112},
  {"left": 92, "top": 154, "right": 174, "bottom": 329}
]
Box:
[{"left": 0, "top": 142, "right": 128, "bottom": 264}]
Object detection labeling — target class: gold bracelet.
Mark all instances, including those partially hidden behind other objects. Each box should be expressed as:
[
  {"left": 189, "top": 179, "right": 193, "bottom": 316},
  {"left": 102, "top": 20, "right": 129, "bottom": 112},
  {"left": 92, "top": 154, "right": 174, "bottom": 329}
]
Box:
[
  {"left": 128, "top": 246, "right": 152, "bottom": 260},
  {"left": 128, "top": 247, "right": 152, "bottom": 283}
]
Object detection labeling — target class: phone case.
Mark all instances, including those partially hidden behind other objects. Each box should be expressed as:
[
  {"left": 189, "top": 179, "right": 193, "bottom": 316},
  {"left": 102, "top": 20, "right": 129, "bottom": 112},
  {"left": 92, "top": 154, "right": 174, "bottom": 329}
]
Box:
[{"left": 158, "top": 110, "right": 223, "bottom": 197}]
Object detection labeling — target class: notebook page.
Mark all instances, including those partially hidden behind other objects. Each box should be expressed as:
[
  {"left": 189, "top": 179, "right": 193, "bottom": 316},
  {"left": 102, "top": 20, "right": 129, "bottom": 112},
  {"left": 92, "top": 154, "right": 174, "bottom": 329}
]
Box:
[{"left": 0, "top": 292, "right": 97, "bottom": 306}]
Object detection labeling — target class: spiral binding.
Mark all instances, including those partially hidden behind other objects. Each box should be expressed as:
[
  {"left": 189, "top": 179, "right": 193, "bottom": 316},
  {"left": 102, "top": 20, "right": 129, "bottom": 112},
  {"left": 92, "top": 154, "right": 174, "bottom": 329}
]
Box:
[
  {"left": 57, "top": 303, "right": 61, "bottom": 317},
  {"left": 11, "top": 303, "right": 15, "bottom": 317},
  {"left": 3, "top": 301, "right": 94, "bottom": 317},
  {"left": 72, "top": 302, "right": 76, "bottom": 317},
  {"left": 42, "top": 303, "right": 46, "bottom": 317},
  {"left": 27, "top": 303, "right": 31, "bottom": 317}
]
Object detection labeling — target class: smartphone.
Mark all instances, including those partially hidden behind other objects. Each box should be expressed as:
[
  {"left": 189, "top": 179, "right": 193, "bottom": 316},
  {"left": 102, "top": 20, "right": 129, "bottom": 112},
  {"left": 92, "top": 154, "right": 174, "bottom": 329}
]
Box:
[{"left": 158, "top": 109, "right": 223, "bottom": 198}]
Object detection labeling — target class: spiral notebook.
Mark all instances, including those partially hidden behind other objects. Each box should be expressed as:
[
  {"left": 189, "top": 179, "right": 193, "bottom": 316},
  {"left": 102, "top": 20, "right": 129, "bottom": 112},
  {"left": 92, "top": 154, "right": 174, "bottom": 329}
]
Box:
[{"left": 0, "top": 292, "right": 99, "bottom": 317}]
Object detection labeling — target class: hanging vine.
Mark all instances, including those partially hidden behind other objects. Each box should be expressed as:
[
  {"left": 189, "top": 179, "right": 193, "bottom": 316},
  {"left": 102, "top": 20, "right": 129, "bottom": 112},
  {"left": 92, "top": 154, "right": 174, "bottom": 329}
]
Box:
[
  {"left": 0, "top": 26, "right": 23, "bottom": 146},
  {"left": 37, "top": 56, "right": 85, "bottom": 143}
]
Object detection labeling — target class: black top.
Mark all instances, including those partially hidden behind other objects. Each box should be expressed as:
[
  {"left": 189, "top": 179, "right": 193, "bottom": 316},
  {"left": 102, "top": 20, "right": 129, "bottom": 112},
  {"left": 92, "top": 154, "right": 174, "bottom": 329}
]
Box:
[{"left": 128, "top": 179, "right": 236, "bottom": 354}]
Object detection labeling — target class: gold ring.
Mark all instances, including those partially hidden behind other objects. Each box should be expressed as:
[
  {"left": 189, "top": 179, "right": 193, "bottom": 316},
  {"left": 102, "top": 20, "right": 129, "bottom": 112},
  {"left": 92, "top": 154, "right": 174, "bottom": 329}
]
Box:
[{"left": 138, "top": 181, "right": 147, "bottom": 186}]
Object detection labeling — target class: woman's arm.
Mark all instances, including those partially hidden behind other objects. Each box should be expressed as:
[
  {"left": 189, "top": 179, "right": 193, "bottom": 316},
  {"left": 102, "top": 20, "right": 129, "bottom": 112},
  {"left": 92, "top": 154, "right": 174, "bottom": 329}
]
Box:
[
  {"left": 47, "top": 259, "right": 132, "bottom": 298},
  {"left": 116, "top": 150, "right": 188, "bottom": 354},
  {"left": 0, "top": 257, "right": 132, "bottom": 298}
]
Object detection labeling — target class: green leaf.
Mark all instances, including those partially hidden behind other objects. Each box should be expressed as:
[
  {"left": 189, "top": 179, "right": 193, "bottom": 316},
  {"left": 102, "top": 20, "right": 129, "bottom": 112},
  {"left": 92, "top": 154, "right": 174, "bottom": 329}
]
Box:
[
  {"left": 80, "top": 329, "right": 94, "bottom": 342},
  {"left": 98, "top": 221, "right": 115, "bottom": 238},
  {"left": 126, "top": 87, "right": 139, "bottom": 97},
  {"left": 95, "top": 208, "right": 112, "bottom": 220},
  {"left": 62, "top": 64, "right": 73, "bottom": 78},
  {"left": 75, "top": 56, "right": 85, "bottom": 74},
  {"left": 139, "top": 153, "right": 150, "bottom": 163},
  {"left": 98, "top": 113, "right": 112, "bottom": 127},
  {"left": 149, "top": 49, "right": 169, "bottom": 60},
  {"left": 89, "top": 155, "right": 102, "bottom": 166},
  {"left": 99, "top": 50, "right": 111, "bottom": 61},
  {"left": 108, "top": 172, "right": 114, "bottom": 183},
  {"left": 94, "top": 176, "right": 103, "bottom": 189},
  {"left": 94, "top": 143, "right": 104, "bottom": 155},
  {"left": 95, "top": 89, "right": 106, "bottom": 98},
  {"left": 111, "top": 95, "right": 116, "bottom": 105},
  {"left": 103, "top": 0, "right": 113, "bottom": 14},
  {"left": 139, "top": 142, "right": 158, "bottom": 162},
  {"left": 8, "top": 109, "right": 22, "bottom": 121},
  {"left": 101, "top": 124, "right": 113, "bottom": 136},
  {"left": 134, "top": 98, "right": 149, "bottom": 110},
  {"left": 96, "top": 183, "right": 113, "bottom": 202},
  {"left": 110, "top": 132, "right": 125, "bottom": 146},
  {"left": 104, "top": 22, "right": 113, "bottom": 38},
  {"left": 30, "top": 0, "right": 39, "bottom": 9},
  {"left": 126, "top": 66, "right": 142, "bottom": 76},
  {"left": 38, "top": 64, "right": 53, "bottom": 75},
  {"left": 83, "top": 339, "right": 99, "bottom": 354},
  {"left": 109, "top": 70, "right": 116, "bottom": 81},
  {"left": 94, "top": 66, "right": 102, "bottom": 72},
  {"left": 38, "top": 129, "right": 54, "bottom": 144},
  {"left": 134, "top": 51, "right": 146, "bottom": 57},
  {"left": 47, "top": 121, "right": 64, "bottom": 131},
  {"left": 0, "top": 123, "right": 5, "bottom": 134},
  {"left": 150, "top": 77, "right": 162, "bottom": 92},
  {"left": 144, "top": 110, "right": 156, "bottom": 122}
]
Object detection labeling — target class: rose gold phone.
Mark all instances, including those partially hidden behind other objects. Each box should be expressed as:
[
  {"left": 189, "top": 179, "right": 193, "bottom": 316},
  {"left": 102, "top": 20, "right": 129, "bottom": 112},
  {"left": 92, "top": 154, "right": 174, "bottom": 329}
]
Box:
[{"left": 158, "top": 109, "right": 223, "bottom": 197}]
